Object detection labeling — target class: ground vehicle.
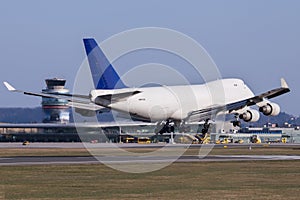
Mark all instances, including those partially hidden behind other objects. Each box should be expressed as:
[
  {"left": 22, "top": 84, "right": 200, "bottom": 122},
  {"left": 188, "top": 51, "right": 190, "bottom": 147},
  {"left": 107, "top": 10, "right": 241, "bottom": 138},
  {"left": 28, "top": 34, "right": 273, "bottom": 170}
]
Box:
[
  {"left": 250, "top": 135, "right": 261, "bottom": 143},
  {"left": 125, "top": 137, "right": 136, "bottom": 143},
  {"left": 138, "top": 137, "right": 151, "bottom": 144}
]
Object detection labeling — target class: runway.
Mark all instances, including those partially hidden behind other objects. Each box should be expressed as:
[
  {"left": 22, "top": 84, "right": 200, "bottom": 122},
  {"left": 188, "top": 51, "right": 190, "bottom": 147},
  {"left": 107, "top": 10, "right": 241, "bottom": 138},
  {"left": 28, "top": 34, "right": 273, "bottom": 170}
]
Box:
[{"left": 1, "top": 154, "right": 300, "bottom": 166}]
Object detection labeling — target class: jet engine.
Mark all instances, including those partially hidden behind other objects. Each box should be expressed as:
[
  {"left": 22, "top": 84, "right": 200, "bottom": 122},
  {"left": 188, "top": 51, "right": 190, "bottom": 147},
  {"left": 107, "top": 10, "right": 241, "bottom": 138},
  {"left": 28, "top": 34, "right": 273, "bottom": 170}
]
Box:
[
  {"left": 239, "top": 109, "right": 260, "bottom": 122},
  {"left": 259, "top": 103, "right": 280, "bottom": 116}
]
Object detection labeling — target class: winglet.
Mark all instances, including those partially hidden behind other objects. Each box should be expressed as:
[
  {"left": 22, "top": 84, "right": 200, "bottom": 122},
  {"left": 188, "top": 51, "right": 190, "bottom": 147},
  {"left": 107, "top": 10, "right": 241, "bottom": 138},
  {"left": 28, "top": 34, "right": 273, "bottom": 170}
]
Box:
[
  {"left": 280, "top": 78, "right": 289, "bottom": 89},
  {"left": 3, "top": 82, "right": 17, "bottom": 91}
]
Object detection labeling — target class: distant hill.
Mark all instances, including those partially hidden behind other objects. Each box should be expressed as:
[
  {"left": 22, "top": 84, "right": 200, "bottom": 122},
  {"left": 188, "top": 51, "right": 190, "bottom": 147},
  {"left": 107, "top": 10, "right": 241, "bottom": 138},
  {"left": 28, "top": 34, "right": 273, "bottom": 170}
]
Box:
[
  {"left": 250, "top": 112, "right": 297, "bottom": 127},
  {"left": 0, "top": 107, "right": 114, "bottom": 123},
  {"left": 0, "top": 107, "right": 44, "bottom": 123},
  {"left": 0, "top": 107, "right": 299, "bottom": 127}
]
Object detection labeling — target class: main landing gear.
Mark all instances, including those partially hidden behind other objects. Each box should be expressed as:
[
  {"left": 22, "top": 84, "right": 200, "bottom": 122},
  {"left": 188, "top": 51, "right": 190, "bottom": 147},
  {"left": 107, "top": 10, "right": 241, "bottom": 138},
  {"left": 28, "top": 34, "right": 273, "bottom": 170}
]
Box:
[
  {"left": 201, "top": 119, "right": 211, "bottom": 134},
  {"left": 195, "top": 119, "right": 211, "bottom": 144},
  {"left": 231, "top": 114, "right": 241, "bottom": 127},
  {"left": 155, "top": 118, "right": 212, "bottom": 136},
  {"left": 155, "top": 119, "right": 191, "bottom": 135},
  {"left": 155, "top": 119, "right": 175, "bottom": 135}
]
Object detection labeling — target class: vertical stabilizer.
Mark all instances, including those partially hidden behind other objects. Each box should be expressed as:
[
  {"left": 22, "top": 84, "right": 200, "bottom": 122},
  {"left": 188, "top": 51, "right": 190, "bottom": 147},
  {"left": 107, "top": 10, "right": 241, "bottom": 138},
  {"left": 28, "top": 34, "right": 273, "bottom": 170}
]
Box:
[{"left": 83, "top": 38, "right": 126, "bottom": 89}]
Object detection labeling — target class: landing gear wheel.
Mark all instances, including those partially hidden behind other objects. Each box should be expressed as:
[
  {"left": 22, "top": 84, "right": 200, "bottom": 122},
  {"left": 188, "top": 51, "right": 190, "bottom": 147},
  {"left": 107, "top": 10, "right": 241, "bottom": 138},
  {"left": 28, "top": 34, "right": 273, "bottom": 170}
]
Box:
[
  {"left": 202, "top": 119, "right": 210, "bottom": 134},
  {"left": 232, "top": 120, "right": 241, "bottom": 127},
  {"left": 155, "top": 119, "right": 175, "bottom": 135}
]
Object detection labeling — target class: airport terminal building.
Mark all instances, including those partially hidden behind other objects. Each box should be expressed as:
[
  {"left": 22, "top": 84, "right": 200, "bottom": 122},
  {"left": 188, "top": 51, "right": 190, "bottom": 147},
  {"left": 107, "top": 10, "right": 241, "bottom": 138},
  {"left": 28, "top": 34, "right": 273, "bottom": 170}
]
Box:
[{"left": 1, "top": 121, "right": 300, "bottom": 144}]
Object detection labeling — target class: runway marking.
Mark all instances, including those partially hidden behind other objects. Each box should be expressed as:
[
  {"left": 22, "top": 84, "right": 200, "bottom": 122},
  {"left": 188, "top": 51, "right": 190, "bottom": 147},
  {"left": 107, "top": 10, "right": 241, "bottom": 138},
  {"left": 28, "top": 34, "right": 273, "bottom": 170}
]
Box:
[{"left": 212, "top": 155, "right": 300, "bottom": 160}]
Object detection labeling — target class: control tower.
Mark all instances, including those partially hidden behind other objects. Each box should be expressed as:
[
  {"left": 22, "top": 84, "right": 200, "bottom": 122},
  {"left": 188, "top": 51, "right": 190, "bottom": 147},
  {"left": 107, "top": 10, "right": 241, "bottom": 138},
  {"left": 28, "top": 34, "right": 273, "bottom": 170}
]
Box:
[{"left": 41, "top": 78, "right": 70, "bottom": 123}]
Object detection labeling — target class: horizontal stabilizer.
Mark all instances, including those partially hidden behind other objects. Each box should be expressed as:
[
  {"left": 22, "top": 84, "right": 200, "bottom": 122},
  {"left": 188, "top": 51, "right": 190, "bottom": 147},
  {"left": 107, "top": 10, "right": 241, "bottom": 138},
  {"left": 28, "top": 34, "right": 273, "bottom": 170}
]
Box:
[{"left": 90, "top": 89, "right": 141, "bottom": 107}]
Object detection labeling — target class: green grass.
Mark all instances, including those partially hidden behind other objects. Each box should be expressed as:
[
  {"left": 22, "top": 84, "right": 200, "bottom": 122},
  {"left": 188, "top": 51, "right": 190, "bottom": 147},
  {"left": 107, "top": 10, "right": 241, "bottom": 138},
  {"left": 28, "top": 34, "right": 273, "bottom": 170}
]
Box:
[
  {"left": 0, "top": 148, "right": 90, "bottom": 157},
  {"left": 1, "top": 161, "right": 300, "bottom": 199},
  {"left": 0, "top": 146, "right": 300, "bottom": 199},
  {"left": 208, "top": 146, "right": 300, "bottom": 155}
]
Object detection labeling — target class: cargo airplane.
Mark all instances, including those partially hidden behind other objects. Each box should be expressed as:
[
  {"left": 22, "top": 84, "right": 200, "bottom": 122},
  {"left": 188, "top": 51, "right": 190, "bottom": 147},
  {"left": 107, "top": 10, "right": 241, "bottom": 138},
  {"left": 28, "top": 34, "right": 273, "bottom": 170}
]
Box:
[{"left": 4, "top": 38, "right": 290, "bottom": 134}]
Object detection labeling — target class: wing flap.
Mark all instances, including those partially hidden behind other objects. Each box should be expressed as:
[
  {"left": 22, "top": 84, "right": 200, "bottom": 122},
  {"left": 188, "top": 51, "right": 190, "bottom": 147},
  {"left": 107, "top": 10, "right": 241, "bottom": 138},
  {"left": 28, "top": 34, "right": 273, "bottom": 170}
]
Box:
[{"left": 68, "top": 102, "right": 104, "bottom": 111}]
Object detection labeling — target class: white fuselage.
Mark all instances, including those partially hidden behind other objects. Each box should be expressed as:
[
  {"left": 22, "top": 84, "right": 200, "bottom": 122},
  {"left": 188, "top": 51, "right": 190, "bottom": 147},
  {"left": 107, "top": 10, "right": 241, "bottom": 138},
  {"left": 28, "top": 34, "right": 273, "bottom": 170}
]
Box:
[{"left": 91, "top": 79, "right": 255, "bottom": 121}]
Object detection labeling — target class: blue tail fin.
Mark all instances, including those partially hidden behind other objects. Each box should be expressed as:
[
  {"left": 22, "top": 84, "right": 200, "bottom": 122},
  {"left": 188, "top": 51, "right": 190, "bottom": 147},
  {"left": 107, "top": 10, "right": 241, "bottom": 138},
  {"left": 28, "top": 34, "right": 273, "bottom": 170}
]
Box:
[{"left": 83, "top": 38, "right": 126, "bottom": 89}]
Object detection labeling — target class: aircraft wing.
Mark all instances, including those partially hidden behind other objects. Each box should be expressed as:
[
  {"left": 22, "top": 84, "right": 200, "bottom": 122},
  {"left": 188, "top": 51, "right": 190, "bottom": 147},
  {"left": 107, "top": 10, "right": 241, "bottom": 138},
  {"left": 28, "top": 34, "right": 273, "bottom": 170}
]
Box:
[
  {"left": 186, "top": 78, "right": 290, "bottom": 122},
  {"left": 3, "top": 81, "right": 91, "bottom": 105},
  {"left": 3, "top": 82, "right": 140, "bottom": 111}
]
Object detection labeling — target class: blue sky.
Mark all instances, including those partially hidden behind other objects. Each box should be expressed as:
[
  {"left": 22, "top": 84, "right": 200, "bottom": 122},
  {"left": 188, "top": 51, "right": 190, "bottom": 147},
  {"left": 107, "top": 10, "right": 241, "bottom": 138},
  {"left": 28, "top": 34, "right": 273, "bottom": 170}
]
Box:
[{"left": 0, "top": 0, "right": 299, "bottom": 115}]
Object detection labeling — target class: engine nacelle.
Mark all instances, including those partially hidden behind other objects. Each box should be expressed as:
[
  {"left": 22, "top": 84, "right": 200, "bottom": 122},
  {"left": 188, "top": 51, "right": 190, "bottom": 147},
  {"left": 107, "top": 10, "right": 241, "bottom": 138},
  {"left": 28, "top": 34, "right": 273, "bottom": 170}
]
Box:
[
  {"left": 239, "top": 109, "right": 260, "bottom": 122},
  {"left": 259, "top": 103, "right": 280, "bottom": 116}
]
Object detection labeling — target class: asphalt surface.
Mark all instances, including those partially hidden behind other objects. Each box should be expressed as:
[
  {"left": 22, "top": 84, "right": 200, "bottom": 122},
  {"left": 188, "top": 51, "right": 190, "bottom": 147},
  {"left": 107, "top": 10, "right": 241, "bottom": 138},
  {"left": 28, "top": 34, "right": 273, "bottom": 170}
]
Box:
[
  {"left": 1, "top": 142, "right": 300, "bottom": 166},
  {"left": 1, "top": 155, "right": 300, "bottom": 166}
]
